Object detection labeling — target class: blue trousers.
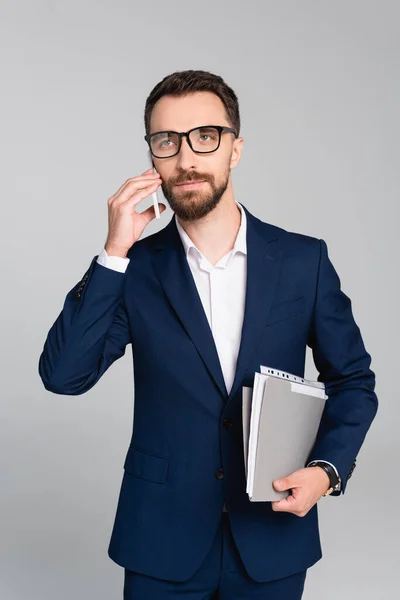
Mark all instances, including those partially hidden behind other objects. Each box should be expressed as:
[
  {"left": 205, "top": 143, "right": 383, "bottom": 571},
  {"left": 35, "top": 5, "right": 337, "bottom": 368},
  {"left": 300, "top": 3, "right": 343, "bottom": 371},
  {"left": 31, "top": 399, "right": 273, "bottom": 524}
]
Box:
[{"left": 123, "top": 512, "right": 307, "bottom": 599}]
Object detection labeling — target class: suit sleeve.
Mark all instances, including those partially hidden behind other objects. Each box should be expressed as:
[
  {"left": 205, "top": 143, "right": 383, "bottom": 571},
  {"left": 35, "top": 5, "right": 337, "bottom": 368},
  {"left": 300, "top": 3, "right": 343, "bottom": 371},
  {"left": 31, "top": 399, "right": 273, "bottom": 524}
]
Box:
[
  {"left": 306, "top": 239, "right": 378, "bottom": 495},
  {"left": 38, "top": 255, "right": 131, "bottom": 395}
]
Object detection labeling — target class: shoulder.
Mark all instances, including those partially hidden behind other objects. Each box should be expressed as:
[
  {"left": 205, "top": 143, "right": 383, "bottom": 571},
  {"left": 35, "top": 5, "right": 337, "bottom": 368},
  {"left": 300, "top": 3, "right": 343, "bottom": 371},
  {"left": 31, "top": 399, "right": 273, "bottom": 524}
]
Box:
[{"left": 248, "top": 208, "right": 322, "bottom": 258}]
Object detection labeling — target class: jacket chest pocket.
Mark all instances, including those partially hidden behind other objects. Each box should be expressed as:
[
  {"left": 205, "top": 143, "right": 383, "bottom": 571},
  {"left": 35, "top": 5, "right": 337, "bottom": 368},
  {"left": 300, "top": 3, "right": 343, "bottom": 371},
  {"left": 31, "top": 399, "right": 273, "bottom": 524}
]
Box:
[
  {"left": 123, "top": 445, "right": 169, "bottom": 484},
  {"left": 265, "top": 295, "right": 305, "bottom": 327}
]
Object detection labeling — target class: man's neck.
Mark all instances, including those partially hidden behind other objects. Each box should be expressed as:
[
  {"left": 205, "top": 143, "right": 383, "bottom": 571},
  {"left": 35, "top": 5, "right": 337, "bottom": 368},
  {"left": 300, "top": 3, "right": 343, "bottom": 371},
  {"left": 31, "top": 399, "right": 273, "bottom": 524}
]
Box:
[{"left": 176, "top": 197, "right": 242, "bottom": 266}]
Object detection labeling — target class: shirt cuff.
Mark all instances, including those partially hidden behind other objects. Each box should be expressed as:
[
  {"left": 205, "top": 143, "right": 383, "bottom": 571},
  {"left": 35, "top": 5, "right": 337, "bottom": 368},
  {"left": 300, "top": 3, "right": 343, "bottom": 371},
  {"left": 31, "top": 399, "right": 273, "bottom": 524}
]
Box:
[{"left": 96, "top": 248, "right": 130, "bottom": 273}]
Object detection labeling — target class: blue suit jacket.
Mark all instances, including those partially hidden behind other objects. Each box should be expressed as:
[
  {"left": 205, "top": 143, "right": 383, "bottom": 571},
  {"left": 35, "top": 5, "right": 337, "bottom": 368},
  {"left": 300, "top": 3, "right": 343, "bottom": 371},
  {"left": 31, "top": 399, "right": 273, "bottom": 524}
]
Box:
[{"left": 38, "top": 203, "right": 378, "bottom": 583}]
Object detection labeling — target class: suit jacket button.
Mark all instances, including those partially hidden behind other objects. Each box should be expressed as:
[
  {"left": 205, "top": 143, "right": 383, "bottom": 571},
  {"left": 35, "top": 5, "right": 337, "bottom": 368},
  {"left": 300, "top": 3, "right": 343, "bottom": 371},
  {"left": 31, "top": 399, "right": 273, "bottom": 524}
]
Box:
[
  {"left": 215, "top": 468, "right": 224, "bottom": 480},
  {"left": 223, "top": 418, "right": 233, "bottom": 429},
  {"left": 76, "top": 292, "right": 81, "bottom": 299}
]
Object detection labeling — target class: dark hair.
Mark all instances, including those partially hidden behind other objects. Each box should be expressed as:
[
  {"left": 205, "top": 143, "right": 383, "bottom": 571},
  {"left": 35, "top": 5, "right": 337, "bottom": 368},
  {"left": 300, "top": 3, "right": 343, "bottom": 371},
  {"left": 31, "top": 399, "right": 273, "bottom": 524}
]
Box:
[{"left": 144, "top": 69, "right": 240, "bottom": 137}]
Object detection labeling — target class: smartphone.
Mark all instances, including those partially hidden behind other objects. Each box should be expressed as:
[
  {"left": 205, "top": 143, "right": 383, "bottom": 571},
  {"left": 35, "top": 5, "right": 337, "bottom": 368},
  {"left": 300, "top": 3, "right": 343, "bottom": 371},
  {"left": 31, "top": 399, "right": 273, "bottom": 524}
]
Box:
[{"left": 147, "top": 149, "right": 164, "bottom": 219}]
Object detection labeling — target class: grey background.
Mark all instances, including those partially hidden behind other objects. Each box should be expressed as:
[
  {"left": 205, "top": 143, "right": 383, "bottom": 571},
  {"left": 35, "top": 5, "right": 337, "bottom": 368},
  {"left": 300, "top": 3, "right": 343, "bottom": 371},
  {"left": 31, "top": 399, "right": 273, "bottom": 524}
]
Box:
[{"left": 1, "top": 1, "right": 398, "bottom": 598}]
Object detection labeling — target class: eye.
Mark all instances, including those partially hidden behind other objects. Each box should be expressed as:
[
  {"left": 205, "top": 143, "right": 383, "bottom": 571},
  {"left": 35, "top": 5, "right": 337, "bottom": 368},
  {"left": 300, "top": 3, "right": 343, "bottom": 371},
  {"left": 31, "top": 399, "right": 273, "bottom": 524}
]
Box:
[
  {"left": 196, "top": 127, "right": 219, "bottom": 143},
  {"left": 160, "top": 139, "right": 174, "bottom": 147}
]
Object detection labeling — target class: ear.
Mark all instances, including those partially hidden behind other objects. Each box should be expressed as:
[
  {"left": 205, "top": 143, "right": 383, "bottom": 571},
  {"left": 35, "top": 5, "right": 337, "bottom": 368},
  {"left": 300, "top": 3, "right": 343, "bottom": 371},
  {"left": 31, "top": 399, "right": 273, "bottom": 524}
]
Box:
[{"left": 230, "top": 137, "right": 244, "bottom": 169}]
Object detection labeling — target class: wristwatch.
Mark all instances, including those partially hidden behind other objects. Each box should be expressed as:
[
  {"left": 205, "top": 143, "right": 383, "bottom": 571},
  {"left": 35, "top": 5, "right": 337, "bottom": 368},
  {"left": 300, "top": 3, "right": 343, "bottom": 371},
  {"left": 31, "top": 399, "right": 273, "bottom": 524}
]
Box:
[{"left": 307, "top": 461, "right": 341, "bottom": 496}]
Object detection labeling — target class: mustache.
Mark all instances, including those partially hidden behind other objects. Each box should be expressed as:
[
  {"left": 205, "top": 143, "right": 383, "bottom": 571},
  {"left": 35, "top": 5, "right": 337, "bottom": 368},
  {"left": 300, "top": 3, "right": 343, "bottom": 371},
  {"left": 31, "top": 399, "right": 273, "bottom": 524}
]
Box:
[{"left": 173, "top": 174, "right": 210, "bottom": 185}]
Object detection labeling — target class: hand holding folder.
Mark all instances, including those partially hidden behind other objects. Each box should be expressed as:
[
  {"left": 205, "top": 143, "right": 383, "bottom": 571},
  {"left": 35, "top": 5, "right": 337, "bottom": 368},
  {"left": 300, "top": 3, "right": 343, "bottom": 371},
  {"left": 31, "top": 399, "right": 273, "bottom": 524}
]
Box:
[{"left": 242, "top": 366, "right": 327, "bottom": 502}]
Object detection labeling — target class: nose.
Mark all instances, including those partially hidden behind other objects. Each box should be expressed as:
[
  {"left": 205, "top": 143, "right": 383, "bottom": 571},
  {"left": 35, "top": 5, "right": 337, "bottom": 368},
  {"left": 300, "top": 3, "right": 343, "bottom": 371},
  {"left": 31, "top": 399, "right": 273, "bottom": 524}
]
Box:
[{"left": 176, "top": 135, "right": 199, "bottom": 171}]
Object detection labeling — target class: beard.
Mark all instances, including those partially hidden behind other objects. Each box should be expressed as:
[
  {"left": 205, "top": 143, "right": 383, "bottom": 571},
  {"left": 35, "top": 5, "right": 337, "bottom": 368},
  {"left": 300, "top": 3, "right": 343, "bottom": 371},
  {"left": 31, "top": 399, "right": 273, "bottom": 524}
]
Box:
[{"left": 160, "top": 169, "right": 230, "bottom": 222}]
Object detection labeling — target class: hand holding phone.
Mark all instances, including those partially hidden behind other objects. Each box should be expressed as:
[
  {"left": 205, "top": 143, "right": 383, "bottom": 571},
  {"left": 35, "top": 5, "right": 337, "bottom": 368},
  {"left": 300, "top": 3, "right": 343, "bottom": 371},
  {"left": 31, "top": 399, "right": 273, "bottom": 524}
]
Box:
[{"left": 104, "top": 168, "right": 166, "bottom": 257}]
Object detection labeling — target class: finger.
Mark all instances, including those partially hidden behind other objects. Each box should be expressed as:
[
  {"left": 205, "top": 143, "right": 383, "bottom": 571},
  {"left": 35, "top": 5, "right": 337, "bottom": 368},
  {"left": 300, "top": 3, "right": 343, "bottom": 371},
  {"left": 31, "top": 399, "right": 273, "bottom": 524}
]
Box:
[
  {"left": 121, "top": 178, "right": 163, "bottom": 206},
  {"left": 110, "top": 172, "right": 161, "bottom": 199},
  {"left": 110, "top": 174, "right": 161, "bottom": 202},
  {"left": 272, "top": 494, "right": 298, "bottom": 511},
  {"left": 123, "top": 180, "right": 162, "bottom": 209}
]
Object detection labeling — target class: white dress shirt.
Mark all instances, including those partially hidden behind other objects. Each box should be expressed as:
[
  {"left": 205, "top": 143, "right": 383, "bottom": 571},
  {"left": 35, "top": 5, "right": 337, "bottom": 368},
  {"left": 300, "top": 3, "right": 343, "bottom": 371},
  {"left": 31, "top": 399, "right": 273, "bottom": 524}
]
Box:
[
  {"left": 174, "top": 202, "right": 247, "bottom": 395},
  {"left": 96, "top": 201, "right": 340, "bottom": 497}
]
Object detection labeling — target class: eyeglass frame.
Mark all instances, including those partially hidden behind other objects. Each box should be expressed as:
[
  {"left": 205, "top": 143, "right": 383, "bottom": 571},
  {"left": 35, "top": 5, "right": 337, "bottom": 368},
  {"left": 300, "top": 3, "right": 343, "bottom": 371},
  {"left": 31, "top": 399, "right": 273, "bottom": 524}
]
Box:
[{"left": 144, "top": 125, "right": 238, "bottom": 158}]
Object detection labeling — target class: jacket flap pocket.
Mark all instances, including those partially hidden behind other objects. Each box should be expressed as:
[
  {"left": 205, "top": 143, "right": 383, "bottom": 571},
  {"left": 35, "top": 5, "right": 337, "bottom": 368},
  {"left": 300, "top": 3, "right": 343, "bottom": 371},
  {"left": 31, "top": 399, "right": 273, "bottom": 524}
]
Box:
[{"left": 123, "top": 445, "right": 169, "bottom": 484}]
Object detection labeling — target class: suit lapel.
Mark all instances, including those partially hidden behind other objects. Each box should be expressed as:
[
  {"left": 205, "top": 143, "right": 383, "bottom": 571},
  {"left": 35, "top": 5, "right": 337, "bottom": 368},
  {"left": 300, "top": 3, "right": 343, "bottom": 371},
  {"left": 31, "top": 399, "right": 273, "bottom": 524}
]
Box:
[
  {"left": 227, "top": 204, "right": 283, "bottom": 404},
  {"left": 151, "top": 204, "right": 283, "bottom": 406}
]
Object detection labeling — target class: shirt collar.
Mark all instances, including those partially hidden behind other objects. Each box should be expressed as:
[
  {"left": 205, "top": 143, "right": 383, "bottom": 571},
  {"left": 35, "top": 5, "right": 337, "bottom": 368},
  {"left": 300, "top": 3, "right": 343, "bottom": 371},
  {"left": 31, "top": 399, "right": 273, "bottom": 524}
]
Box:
[{"left": 175, "top": 201, "right": 247, "bottom": 262}]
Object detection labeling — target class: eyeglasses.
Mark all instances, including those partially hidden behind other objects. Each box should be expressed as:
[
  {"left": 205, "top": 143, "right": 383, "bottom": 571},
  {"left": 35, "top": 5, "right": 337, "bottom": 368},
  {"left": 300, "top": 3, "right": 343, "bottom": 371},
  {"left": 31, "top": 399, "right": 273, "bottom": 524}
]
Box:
[{"left": 144, "top": 125, "right": 237, "bottom": 158}]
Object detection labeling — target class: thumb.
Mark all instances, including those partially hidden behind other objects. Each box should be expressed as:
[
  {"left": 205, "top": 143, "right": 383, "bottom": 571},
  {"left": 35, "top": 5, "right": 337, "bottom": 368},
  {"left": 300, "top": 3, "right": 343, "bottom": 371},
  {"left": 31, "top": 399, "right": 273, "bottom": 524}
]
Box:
[{"left": 273, "top": 477, "right": 292, "bottom": 491}]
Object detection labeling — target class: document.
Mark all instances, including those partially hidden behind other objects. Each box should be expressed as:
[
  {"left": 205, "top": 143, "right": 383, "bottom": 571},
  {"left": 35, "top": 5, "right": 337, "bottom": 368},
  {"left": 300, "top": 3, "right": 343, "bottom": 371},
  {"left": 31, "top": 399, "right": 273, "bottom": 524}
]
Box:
[{"left": 242, "top": 366, "right": 327, "bottom": 501}]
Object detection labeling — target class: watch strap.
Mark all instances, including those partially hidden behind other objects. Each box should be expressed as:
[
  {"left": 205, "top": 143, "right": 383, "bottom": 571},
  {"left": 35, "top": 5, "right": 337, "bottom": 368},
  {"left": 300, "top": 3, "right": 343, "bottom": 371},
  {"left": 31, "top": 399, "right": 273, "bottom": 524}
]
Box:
[{"left": 307, "top": 461, "right": 341, "bottom": 496}]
